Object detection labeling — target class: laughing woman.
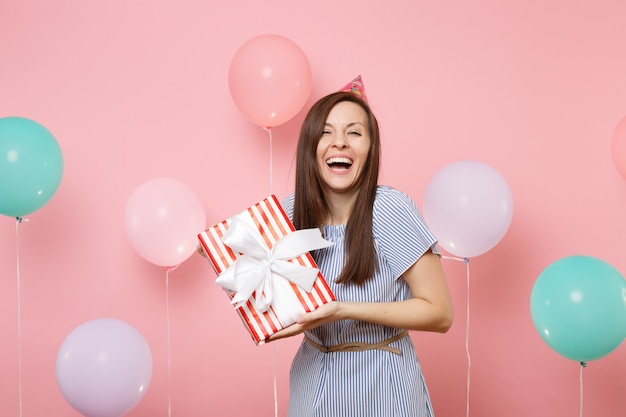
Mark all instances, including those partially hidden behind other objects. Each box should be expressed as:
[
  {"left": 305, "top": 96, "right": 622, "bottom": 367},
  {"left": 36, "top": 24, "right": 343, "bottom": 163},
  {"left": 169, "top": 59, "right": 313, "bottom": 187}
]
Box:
[{"left": 269, "top": 77, "right": 454, "bottom": 417}]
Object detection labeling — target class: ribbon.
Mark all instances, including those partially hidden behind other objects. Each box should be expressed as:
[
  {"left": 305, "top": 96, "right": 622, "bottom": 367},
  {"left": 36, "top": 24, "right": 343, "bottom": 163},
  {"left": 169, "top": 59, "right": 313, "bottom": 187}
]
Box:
[{"left": 215, "top": 213, "right": 333, "bottom": 312}]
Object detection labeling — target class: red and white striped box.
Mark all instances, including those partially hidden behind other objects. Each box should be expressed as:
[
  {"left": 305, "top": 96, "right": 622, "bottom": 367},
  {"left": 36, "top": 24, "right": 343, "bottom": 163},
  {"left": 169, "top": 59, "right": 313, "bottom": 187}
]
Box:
[{"left": 198, "top": 195, "right": 335, "bottom": 345}]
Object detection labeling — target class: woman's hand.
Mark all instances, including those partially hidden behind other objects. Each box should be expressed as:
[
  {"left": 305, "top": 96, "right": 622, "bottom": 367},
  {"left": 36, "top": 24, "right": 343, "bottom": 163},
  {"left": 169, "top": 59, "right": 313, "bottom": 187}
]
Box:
[
  {"left": 268, "top": 301, "right": 341, "bottom": 341},
  {"left": 268, "top": 250, "right": 453, "bottom": 341}
]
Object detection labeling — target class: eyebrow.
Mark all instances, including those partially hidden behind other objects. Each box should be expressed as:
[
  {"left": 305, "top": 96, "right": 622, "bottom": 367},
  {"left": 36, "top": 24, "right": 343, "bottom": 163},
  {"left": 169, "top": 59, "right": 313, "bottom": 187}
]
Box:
[{"left": 324, "top": 121, "right": 366, "bottom": 128}]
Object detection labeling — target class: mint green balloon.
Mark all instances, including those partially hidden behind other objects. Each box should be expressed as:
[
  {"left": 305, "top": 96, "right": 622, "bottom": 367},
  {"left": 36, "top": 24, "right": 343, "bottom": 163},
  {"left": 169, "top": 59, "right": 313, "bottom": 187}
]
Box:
[
  {"left": 530, "top": 255, "right": 626, "bottom": 362},
  {"left": 0, "top": 117, "right": 64, "bottom": 217}
]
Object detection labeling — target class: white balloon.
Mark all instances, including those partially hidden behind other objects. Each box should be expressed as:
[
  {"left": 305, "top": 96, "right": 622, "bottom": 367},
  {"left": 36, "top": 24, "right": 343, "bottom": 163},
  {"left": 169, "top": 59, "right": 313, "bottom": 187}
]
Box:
[
  {"left": 423, "top": 160, "right": 513, "bottom": 258},
  {"left": 56, "top": 318, "right": 153, "bottom": 417}
]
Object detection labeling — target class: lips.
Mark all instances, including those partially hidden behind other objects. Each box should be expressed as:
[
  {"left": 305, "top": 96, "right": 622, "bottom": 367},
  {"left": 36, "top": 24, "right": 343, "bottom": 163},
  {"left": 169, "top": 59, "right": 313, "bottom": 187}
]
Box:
[{"left": 326, "top": 156, "right": 353, "bottom": 169}]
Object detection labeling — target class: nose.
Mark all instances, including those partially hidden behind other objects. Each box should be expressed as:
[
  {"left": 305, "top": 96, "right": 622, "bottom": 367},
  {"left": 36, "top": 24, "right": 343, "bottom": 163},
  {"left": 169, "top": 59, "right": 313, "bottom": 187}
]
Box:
[{"left": 330, "top": 132, "right": 348, "bottom": 148}]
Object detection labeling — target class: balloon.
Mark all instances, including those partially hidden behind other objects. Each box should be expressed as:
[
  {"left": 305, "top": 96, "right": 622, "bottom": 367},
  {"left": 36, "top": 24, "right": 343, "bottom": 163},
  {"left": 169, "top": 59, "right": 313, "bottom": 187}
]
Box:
[
  {"left": 0, "top": 116, "right": 64, "bottom": 217},
  {"left": 611, "top": 115, "right": 626, "bottom": 180},
  {"left": 56, "top": 318, "right": 153, "bottom": 417},
  {"left": 125, "top": 178, "right": 206, "bottom": 268},
  {"left": 422, "top": 160, "right": 513, "bottom": 258},
  {"left": 530, "top": 255, "right": 626, "bottom": 362},
  {"left": 228, "top": 34, "right": 312, "bottom": 128}
]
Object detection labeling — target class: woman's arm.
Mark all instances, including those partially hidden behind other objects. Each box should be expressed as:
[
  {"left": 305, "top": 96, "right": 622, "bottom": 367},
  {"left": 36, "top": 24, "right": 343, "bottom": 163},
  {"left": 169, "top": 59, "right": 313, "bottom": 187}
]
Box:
[{"left": 268, "top": 250, "right": 453, "bottom": 341}]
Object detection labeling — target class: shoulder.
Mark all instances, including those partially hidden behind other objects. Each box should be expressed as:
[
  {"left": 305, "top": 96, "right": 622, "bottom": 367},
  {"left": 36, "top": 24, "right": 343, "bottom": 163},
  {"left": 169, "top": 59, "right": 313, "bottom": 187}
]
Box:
[
  {"left": 372, "top": 185, "right": 431, "bottom": 237},
  {"left": 374, "top": 185, "right": 417, "bottom": 212},
  {"left": 371, "top": 186, "right": 438, "bottom": 274}
]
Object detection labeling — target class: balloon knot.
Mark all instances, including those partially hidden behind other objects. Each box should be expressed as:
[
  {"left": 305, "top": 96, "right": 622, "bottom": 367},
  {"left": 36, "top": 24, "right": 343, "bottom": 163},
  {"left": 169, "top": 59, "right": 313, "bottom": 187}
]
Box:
[
  {"left": 580, "top": 361, "right": 587, "bottom": 368},
  {"left": 463, "top": 257, "right": 470, "bottom": 264}
]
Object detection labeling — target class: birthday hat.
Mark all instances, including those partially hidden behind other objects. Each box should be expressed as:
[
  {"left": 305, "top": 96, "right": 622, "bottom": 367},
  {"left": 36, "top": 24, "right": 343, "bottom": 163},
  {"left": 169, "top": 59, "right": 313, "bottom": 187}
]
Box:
[{"left": 339, "top": 75, "right": 368, "bottom": 103}]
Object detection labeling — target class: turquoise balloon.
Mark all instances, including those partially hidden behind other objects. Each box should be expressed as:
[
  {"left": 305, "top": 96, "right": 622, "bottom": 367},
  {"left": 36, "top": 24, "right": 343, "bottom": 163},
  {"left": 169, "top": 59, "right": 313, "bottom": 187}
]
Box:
[
  {"left": 530, "top": 255, "right": 626, "bottom": 362},
  {"left": 0, "top": 117, "right": 64, "bottom": 217}
]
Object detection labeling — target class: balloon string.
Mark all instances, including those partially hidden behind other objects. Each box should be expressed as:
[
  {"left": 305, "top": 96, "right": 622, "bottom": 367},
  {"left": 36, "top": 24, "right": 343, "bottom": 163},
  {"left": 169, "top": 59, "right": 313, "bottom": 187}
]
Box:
[
  {"left": 580, "top": 362, "right": 586, "bottom": 417},
  {"left": 273, "top": 345, "right": 278, "bottom": 417},
  {"left": 15, "top": 217, "right": 26, "bottom": 417},
  {"left": 464, "top": 259, "right": 471, "bottom": 417},
  {"left": 264, "top": 127, "right": 273, "bottom": 195},
  {"left": 165, "top": 266, "right": 178, "bottom": 417},
  {"left": 441, "top": 255, "right": 471, "bottom": 417},
  {"left": 263, "top": 126, "right": 279, "bottom": 417}
]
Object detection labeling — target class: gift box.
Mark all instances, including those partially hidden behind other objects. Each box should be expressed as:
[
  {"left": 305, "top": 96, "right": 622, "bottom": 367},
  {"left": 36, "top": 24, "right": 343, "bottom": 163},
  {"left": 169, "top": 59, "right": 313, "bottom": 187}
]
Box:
[{"left": 198, "top": 195, "right": 335, "bottom": 345}]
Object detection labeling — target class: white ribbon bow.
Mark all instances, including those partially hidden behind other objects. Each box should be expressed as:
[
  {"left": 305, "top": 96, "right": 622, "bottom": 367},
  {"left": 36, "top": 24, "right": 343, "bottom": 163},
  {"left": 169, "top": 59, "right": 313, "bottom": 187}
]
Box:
[{"left": 215, "top": 213, "right": 333, "bottom": 312}]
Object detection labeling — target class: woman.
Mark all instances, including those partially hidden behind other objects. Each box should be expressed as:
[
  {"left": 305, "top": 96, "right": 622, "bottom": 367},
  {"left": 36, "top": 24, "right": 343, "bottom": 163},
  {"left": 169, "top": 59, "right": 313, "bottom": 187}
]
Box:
[{"left": 269, "top": 84, "right": 454, "bottom": 417}]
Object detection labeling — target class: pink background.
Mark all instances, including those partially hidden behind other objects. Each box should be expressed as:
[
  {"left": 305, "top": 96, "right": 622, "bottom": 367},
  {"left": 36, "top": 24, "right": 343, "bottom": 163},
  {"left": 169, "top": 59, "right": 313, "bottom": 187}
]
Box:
[{"left": 1, "top": 1, "right": 626, "bottom": 416}]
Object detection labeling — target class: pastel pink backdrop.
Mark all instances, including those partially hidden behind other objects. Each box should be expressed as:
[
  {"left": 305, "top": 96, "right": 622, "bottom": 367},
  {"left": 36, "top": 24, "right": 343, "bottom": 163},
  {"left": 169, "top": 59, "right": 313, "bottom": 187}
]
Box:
[{"left": 1, "top": 1, "right": 626, "bottom": 416}]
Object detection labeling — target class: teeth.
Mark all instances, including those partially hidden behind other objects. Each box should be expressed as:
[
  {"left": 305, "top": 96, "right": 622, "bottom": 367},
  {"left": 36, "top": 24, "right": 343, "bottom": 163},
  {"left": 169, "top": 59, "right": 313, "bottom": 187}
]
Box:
[{"left": 326, "top": 157, "right": 352, "bottom": 165}]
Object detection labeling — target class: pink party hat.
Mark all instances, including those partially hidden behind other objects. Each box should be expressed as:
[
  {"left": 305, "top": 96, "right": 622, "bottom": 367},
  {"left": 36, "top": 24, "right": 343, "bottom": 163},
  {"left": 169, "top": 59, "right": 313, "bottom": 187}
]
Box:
[{"left": 339, "top": 75, "right": 368, "bottom": 103}]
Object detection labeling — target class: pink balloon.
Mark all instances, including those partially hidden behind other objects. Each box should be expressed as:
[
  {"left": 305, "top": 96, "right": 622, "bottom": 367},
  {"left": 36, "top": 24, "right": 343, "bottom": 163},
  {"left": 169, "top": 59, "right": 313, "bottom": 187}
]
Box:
[
  {"left": 423, "top": 160, "right": 513, "bottom": 258},
  {"left": 56, "top": 318, "right": 152, "bottom": 417},
  {"left": 228, "top": 34, "right": 312, "bottom": 128},
  {"left": 125, "top": 178, "right": 206, "bottom": 268},
  {"left": 611, "top": 115, "right": 626, "bottom": 180}
]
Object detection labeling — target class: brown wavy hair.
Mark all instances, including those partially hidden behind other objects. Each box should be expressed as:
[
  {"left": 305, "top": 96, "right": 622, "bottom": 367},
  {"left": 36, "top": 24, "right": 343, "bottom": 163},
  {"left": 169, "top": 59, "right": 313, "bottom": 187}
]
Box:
[{"left": 293, "top": 91, "right": 381, "bottom": 285}]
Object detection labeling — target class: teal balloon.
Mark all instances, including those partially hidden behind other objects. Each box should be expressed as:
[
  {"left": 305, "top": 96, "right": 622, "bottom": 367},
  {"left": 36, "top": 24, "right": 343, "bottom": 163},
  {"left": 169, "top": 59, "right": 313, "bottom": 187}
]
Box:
[
  {"left": 530, "top": 255, "right": 626, "bottom": 362},
  {"left": 0, "top": 117, "right": 64, "bottom": 217}
]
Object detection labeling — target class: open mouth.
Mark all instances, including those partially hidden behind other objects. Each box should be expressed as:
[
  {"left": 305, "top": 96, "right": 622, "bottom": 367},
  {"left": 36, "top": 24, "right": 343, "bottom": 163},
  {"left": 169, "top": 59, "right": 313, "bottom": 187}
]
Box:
[{"left": 326, "top": 156, "right": 353, "bottom": 170}]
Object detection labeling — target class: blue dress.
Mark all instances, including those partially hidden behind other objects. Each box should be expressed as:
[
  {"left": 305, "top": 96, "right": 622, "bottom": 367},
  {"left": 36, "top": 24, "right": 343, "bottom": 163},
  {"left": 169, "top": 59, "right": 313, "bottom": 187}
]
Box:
[{"left": 282, "top": 186, "right": 439, "bottom": 417}]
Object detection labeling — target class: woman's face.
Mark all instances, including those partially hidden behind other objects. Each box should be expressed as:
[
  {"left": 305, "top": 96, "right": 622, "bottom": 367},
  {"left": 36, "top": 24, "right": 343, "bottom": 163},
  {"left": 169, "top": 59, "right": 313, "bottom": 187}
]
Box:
[{"left": 316, "top": 101, "right": 371, "bottom": 196}]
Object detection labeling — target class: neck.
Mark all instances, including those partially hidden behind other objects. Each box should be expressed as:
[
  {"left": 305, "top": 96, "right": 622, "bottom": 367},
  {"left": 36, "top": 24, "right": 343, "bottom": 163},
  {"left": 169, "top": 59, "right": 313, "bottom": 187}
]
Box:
[{"left": 324, "top": 191, "right": 358, "bottom": 225}]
